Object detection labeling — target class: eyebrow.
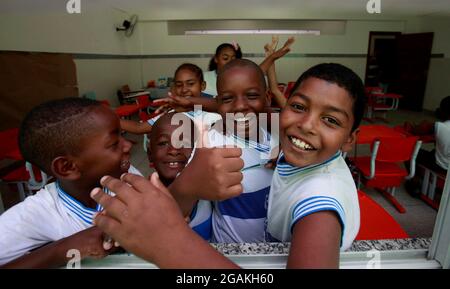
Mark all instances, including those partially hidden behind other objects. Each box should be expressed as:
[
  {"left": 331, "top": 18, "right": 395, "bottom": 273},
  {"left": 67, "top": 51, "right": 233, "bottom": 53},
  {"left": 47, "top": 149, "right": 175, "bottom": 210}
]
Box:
[{"left": 293, "top": 93, "right": 350, "bottom": 120}]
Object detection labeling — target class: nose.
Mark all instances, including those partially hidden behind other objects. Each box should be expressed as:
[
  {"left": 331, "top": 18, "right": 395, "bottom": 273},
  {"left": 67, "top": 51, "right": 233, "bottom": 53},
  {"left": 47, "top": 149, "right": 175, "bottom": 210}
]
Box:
[
  {"left": 298, "top": 113, "right": 318, "bottom": 135},
  {"left": 233, "top": 96, "right": 250, "bottom": 113},
  {"left": 181, "top": 84, "right": 189, "bottom": 94},
  {"left": 167, "top": 143, "right": 181, "bottom": 156},
  {"left": 121, "top": 137, "right": 133, "bottom": 153}
]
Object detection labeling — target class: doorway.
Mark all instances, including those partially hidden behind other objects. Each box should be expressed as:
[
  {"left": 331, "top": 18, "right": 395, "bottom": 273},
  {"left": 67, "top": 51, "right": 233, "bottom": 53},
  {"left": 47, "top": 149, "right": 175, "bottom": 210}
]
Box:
[{"left": 364, "top": 32, "right": 434, "bottom": 111}]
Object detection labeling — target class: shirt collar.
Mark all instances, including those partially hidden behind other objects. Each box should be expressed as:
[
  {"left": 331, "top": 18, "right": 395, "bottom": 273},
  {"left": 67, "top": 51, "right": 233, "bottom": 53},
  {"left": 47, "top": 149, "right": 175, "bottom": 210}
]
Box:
[
  {"left": 276, "top": 150, "right": 342, "bottom": 178},
  {"left": 56, "top": 181, "right": 102, "bottom": 226}
]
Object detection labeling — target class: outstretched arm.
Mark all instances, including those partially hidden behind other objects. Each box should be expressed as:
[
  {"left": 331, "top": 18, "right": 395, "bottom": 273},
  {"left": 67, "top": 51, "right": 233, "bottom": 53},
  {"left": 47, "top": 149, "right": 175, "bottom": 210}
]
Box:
[
  {"left": 259, "top": 36, "right": 295, "bottom": 74},
  {"left": 92, "top": 173, "right": 239, "bottom": 268},
  {"left": 120, "top": 119, "right": 152, "bottom": 134},
  {"left": 264, "top": 36, "right": 289, "bottom": 108},
  {"left": 1, "top": 226, "right": 114, "bottom": 268}
]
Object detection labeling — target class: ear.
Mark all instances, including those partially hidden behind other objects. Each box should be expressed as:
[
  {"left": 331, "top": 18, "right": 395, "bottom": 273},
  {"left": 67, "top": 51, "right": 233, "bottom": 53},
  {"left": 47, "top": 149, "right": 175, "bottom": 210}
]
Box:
[
  {"left": 341, "top": 129, "right": 358, "bottom": 153},
  {"left": 50, "top": 156, "right": 81, "bottom": 181},
  {"left": 201, "top": 80, "right": 206, "bottom": 92}
]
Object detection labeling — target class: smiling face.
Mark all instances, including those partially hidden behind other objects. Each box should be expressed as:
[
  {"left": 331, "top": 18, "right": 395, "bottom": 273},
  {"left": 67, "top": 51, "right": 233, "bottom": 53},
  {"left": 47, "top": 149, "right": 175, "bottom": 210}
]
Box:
[
  {"left": 148, "top": 115, "right": 193, "bottom": 185},
  {"left": 74, "top": 106, "right": 132, "bottom": 185},
  {"left": 173, "top": 68, "right": 206, "bottom": 98},
  {"left": 216, "top": 65, "right": 270, "bottom": 137},
  {"left": 214, "top": 46, "right": 237, "bottom": 70},
  {"left": 280, "top": 77, "right": 357, "bottom": 167}
]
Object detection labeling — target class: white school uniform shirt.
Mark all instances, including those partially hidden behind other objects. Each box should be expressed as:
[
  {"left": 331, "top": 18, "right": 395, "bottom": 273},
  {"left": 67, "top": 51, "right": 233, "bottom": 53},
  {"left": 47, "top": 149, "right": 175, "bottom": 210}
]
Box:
[
  {"left": 189, "top": 127, "right": 277, "bottom": 243},
  {"left": 435, "top": 120, "right": 450, "bottom": 170},
  {"left": 0, "top": 165, "right": 141, "bottom": 265},
  {"left": 267, "top": 152, "right": 360, "bottom": 251},
  {"left": 203, "top": 70, "right": 217, "bottom": 98}
]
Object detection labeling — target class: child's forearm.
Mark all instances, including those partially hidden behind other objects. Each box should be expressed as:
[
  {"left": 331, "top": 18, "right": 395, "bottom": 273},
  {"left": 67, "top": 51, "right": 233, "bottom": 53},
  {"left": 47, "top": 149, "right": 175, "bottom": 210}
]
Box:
[
  {"left": 168, "top": 175, "right": 200, "bottom": 217},
  {"left": 151, "top": 226, "right": 239, "bottom": 268},
  {"left": 190, "top": 97, "right": 218, "bottom": 112},
  {"left": 267, "top": 63, "right": 287, "bottom": 108},
  {"left": 120, "top": 119, "right": 152, "bottom": 134},
  {"left": 0, "top": 238, "right": 77, "bottom": 269}
]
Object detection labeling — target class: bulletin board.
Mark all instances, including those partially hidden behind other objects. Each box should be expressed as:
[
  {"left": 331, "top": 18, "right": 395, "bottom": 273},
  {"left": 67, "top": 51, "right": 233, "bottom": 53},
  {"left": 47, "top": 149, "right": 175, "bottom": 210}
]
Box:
[{"left": 0, "top": 51, "right": 78, "bottom": 130}]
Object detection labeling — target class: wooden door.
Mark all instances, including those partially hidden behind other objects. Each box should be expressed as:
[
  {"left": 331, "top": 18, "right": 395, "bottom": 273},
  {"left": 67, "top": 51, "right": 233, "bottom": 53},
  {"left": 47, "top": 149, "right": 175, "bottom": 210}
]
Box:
[{"left": 393, "top": 33, "right": 434, "bottom": 111}]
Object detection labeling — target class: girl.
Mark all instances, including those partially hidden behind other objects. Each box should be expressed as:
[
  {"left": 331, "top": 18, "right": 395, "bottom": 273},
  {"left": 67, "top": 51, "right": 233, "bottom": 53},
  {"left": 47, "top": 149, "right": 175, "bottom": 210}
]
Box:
[
  {"left": 203, "top": 42, "right": 242, "bottom": 98},
  {"left": 120, "top": 63, "right": 207, "bottom": 134}
]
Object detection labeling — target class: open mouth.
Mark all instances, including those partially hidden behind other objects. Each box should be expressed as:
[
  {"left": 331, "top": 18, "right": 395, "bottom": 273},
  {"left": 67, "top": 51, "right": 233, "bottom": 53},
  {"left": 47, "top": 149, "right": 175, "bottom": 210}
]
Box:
[
  {"left": 164, "top": 161, "right": 186, "bottom": 169},
  {"left": 288, "top": 136, "right": 317, "bottom": 151},
  {"left": 120, "top": 159, "right": 131, "bottom": 172}
]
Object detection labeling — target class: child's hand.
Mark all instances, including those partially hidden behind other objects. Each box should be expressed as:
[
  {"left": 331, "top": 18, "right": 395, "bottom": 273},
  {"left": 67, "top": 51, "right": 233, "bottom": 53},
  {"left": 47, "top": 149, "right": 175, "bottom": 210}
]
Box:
[
  {"left": 267, "top": 37, "right": 295, "bottom": 61},
  {"left": 64, "top": 226, "right": 116, "bottom": 259},
  {"left": 91, "top": 173, "right": 191, "bottom": 264},
  {"left": 154, "top": 92, "right": 193, "bottom": 113}
]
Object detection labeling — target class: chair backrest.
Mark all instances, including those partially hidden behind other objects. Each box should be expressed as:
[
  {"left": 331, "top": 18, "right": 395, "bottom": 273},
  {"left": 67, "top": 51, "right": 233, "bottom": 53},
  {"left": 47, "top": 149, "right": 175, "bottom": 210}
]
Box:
[
  {"left": 136, "top": 94, "right": 151, "bottom": 107},
  {"left": 0, "top": 128, "right": 21, "bottom": 160},
  {"left": 375, "top": 136, "right": 420, "bottom": 163}
]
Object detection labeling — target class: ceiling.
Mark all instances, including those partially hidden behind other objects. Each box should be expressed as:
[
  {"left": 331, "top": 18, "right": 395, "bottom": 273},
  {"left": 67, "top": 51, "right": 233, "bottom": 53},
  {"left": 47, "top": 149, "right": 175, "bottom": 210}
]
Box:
[{"left": 1, "top": 0, "right": 450, "bottom": 20}]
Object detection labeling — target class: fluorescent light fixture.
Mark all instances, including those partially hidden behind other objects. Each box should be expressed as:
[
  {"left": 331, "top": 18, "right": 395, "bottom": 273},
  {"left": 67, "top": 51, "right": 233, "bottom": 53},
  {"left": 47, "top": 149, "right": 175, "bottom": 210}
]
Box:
[{"left": 185, "top": 29, "right": 320, "bottom": 35}]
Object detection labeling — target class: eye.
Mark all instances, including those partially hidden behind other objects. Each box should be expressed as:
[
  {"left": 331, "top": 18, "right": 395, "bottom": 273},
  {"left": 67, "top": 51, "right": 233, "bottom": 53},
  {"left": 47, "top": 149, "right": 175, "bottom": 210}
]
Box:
[
  {"left": 290, "top": 102, "right": 306, "bottom": 112},
  {"left": 323, "top": 116, "right": 341, "bottom": 127},
  {"left": 246, "top": 93, "right": 260, "bottom": 100},
  {"left": 157, "top": 141, "right": 169, "bottom": 146},
  {"left": 221, "top": 95, "right": 233, "bottom": 103}
]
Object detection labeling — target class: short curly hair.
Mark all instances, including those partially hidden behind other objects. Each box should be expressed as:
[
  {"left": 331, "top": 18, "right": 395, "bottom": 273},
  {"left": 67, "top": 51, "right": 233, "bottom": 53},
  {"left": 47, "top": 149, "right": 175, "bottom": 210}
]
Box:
[
  {"left": 18, "top": 97, "right": 103, "bottom": 174},
  {"left": 289, "top": 63, "right": 366, "bottom": 132}
]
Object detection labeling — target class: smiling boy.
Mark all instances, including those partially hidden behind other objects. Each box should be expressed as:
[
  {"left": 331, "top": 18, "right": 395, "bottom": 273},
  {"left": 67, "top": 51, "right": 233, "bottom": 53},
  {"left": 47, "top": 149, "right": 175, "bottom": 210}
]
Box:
[{"left": 267, "top": 63, "right": 365, "bottom": 267}]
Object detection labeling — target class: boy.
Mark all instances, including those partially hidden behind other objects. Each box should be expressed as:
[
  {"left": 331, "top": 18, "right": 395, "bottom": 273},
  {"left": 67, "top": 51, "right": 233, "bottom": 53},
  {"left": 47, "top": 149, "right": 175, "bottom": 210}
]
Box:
[
  {"left": 91, "top": 62, "right": 365, "bottom": 268},
  {"left": 170, "top": 58, "right": 276, "bottom": 243},
  {"left": 0, "top": 97, "right": 140, "bottom": 268},
  {"left": 147, "top": 112, "right": 212, "bottom": 240},
  {"left": 266, "top": 63, "right": 364, "bottom": 267}
]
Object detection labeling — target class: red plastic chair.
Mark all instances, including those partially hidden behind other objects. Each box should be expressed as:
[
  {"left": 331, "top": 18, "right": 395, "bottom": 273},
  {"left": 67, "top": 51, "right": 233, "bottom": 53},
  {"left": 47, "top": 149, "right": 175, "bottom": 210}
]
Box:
[
  {"left": 356, "top": 190, "right": 409, "bottom": 240},
  {"left": 0, "top": 129, "right": 49, "bottom": 205},
  {"left": 351, "top": 136, "right": 422, "bottom": 213},
  {"left": 364, "top": 86, "right": 402, "bottom": 123}
]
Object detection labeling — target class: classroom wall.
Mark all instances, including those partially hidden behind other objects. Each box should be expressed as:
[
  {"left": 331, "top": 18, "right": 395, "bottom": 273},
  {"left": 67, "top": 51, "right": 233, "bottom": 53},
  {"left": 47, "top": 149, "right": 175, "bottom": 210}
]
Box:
[
  {"left": 139, "top": 20, "right": 405, "bottom": 87},
  {"left": 0, "top": 5, "right": 142, "bottom": 106},
  {"left": 1, "top": 4, "right": 448, "bottom": 111}
]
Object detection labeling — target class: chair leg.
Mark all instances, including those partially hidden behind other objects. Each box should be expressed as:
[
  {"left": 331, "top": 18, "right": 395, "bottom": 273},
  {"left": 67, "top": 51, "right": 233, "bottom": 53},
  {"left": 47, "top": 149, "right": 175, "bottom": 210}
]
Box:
[
  {"left": 0, "top": 193, "right": 5, "bottom": 214},
  {"left": 376, "top": 187, "right": 406, "bottom": 213},
  {"left": 16, "top": 183, "right": 26, "bottom": 201}
]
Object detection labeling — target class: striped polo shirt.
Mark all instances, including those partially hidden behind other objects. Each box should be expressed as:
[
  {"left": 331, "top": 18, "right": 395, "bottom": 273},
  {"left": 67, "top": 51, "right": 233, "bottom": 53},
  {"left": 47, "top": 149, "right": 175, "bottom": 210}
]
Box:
[
  {"left": 204, "top": 128, "right": 276, "bottom": 243},
  {"left": 267, "top": 151, "right": 360, "bottom": 251}
]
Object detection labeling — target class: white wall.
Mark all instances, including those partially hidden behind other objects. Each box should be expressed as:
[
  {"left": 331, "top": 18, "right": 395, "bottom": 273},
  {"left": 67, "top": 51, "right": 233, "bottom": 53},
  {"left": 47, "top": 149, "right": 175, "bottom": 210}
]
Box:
[
  {"left": 139, "top": 20, "right": 405, "bottom": 84},
  {"left": 2, "top": 3, "right": 448, "bottom": 111}
]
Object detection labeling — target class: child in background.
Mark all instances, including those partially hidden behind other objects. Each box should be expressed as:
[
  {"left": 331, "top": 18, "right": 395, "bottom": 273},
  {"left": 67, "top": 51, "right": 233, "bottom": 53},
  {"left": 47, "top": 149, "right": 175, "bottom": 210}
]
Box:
[
  {"left": 0, "top": 98, "right": 140, "bottom": 268},
  {"left": 120, "top": 63, "right": 219, "bottom": 134},
  {"left": 203, "top": 42, "right": 243, "bottom": 98},
  {"left": 404, "top": 96, "right": 450, "bottom": 195},
  {"left": 169, "top": 58, "right": 276, "bottom": 243},
  {"left": 146, "top": 112, "right": 212, "bottom": 240}
]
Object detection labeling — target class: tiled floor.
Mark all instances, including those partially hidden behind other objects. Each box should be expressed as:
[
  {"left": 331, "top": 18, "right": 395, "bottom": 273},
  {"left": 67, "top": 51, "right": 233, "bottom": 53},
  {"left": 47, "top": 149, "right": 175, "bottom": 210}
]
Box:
[{"left": 0, "top": 108, "right": 441, "bottom": 238}]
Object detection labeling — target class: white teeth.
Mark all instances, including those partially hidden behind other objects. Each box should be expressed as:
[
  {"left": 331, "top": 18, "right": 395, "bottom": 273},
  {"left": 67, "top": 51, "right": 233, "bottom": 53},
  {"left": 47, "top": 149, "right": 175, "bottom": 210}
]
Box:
[
  {"left": 290, "top": 137, "right": 314, "bottom": 150},
  {"left": 234, "top": 116, "right": 252, "bottom": 122}
]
